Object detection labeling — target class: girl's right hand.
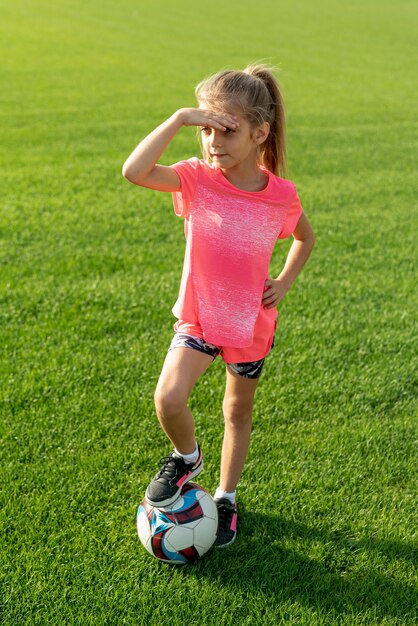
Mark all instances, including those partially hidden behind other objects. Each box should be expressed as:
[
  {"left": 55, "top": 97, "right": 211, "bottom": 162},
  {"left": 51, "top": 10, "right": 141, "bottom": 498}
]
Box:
[
  {"left": 122, "top": 108, "right": 238, "bottom": 191},
  {"left": 177, "top": 107, "right": 239, "bottom": 132}
]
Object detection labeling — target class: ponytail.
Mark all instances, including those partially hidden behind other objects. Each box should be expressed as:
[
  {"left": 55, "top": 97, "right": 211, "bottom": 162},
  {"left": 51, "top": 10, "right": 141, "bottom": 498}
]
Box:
[{"left": 243, "top": 64, "right": 287, "bottom": 177}]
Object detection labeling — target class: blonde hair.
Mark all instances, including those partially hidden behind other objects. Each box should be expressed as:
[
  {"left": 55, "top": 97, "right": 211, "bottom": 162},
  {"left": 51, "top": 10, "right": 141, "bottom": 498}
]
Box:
[{"left": 195, "top": 63, "right": 287, "bottom": 177}]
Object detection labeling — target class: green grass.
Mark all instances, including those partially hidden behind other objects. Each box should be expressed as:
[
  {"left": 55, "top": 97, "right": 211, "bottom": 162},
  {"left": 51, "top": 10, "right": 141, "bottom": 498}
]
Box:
[{"left": 1, "top": 0, "right": 417, "bottom": 624}]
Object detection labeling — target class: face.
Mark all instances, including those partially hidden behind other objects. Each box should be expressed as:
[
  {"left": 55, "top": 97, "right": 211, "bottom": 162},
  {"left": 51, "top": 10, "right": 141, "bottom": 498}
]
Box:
[{"left": 199, "top": 105, "right": 269, "bottom": 172}]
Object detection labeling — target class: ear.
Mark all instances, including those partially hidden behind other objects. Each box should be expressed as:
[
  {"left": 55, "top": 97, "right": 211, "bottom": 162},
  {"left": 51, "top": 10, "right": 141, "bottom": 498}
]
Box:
[{"left": 253, "top": 121, "right": 270, "bottom": 145}]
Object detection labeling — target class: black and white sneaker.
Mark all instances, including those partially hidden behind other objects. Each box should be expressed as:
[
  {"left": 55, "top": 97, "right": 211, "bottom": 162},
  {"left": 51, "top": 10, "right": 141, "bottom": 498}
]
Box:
[
  {"left": 214, "top": 498, "right": 238, "bottom": 548},
  {"left": 144, "top": 446, "right": 203, "bottom": 508}
]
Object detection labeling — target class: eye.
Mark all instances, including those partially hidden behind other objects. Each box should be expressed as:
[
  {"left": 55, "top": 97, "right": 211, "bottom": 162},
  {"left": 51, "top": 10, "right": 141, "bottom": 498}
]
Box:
[
  {"left": 224, "top": 128, "right": 235, "bottom": 135},
  {"left": 200, "top": 127, "right": 211, "bottom": 135}
]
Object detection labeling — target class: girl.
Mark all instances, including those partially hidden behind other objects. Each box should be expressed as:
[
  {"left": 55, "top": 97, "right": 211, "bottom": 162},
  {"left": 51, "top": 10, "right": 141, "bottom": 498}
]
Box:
[{"left": 122, "top": 64, "right": 315, "bottom": 548}]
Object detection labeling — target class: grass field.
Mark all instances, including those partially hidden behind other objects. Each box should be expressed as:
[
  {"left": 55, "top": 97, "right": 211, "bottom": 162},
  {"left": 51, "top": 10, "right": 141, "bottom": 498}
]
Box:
[{"left": 1, "top": 0, "right": 417, "bottom": 624}]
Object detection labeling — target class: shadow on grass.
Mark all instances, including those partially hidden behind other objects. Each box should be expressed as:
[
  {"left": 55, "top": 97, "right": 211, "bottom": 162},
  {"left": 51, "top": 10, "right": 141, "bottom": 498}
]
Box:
[{"left": 182, "top": 510, "right": 418, "bottom": 621}]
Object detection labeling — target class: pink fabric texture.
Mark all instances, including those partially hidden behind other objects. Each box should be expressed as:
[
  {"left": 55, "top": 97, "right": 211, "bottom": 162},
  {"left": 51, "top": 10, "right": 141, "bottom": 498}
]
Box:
[
  {"left": 172, "top": 318, "right": 276, "bottom": 364},
  {"left": 170, "top": 158, "right": 303, "bottom": 359}
]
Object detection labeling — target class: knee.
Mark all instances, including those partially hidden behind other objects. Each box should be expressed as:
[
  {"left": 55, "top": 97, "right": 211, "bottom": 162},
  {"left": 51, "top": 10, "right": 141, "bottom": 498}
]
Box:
[
  {"left": 222, "top": 398, "right": 253, "bottom": 428},
  {"left": 154, "top": 386, "right": 186, "bottom": 419}
]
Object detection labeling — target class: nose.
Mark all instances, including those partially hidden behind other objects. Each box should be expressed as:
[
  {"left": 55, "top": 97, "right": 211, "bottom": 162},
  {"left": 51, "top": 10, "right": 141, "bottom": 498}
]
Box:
[{"left": 209, "top": 129, "right": 223, "bottom": 148}]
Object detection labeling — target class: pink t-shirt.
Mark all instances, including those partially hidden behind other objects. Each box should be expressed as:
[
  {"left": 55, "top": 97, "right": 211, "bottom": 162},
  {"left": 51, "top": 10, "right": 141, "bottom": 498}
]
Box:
[{"left": 171, "top": 158, "right": 303, "bottom": 351}]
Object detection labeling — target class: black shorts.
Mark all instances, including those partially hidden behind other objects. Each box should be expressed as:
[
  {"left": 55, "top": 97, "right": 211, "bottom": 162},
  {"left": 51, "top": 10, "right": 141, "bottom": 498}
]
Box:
[{"left": 168, "top": 332, "right": 275, "bottom": 379}]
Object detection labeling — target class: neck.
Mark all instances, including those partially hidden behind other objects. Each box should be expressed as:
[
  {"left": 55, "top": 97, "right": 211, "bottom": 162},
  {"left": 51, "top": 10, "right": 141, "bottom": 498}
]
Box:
[{"left": 220, "top": 162, "right": 268, "bottom": 192}]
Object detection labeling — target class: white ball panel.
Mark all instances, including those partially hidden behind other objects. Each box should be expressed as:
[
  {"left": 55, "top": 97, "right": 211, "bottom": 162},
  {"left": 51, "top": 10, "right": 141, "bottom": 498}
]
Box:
[
  {"left": 181, "top": 519, "right": 201, "bottom": 530},
  {"left": 136, "top": 512, "right": 151, "bottom": 547},
  {"left": 160, "top": 496, "right": 185, "bottom": 513},
  {"left": 165, "top": 526, "right": 194, "bottom": 551},
  {"left": 193, "top": 517, "right": 218, "bottom": 552},
  {"left": 198, "top": 493, "right": 218, "bottom": 520},
  {"left": 193, "top": 544, "right": 207, "bottom": 557},
  {"left": 194, "top": 487, "right": 210, "bottom": 499},
  {"left": 145, "top": 535, "right": 157, "bottom": 557}
]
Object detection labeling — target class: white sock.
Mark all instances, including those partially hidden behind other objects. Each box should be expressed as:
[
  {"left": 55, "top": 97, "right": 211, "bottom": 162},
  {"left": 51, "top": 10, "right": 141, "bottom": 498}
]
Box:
[
  {"left": 174, "top": 443, "right": 199, "bottom": 464},
  {"left": 214, "top": 487, "right": 236, "bottom": 504}
]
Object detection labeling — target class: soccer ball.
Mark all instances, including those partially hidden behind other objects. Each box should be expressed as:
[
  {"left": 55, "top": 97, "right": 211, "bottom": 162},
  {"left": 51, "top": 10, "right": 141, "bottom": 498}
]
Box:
[{"left": 136, "top": 482, "right": 218, "bottom": 565}]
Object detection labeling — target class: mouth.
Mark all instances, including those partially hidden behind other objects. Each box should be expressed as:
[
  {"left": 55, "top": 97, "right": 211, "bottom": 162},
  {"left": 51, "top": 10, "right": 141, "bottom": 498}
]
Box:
[{"left": 211, "top": 154, "right": 226, "bottom": 159}]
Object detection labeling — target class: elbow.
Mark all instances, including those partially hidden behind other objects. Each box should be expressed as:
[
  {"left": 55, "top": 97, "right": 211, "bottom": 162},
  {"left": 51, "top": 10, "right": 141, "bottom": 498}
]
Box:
[
  {"left": 122, "top": 159, "right": 139, "bottom": 182},
  {"left": 122, "top": 163, "right": 147, "bottom": 185},
  {"left": 122, "top": 163, "right": 132, "bottom": 181},
  {"left": 309, "top": 232, "right": 316, "bottom": 252},
  {"left": 300, "top": 231, "right": 316, "bottom": 253},
  {"left": 307, "top": 223, "right": 316, "bottom": 247},
  {"left": 298, "top": 230, "right": 316, "bottom": 248}
]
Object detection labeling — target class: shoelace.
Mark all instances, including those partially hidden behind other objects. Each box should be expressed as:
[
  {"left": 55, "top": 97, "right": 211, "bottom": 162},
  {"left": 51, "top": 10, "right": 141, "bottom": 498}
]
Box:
[
  {"left": 156, "top": 454, "right": 186, "bottom": 485},
  {"left": 217, "top": 503, "right": 236, "bottom": 529}
]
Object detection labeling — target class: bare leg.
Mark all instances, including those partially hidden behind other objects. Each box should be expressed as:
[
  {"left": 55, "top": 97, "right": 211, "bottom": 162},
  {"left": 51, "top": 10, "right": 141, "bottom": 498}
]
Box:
[
  {"left": 154, "top": 346, "right": 214, "bottom": 454},
  {"left": 220, "top": 365, "right": 260, "bottom": 492}
]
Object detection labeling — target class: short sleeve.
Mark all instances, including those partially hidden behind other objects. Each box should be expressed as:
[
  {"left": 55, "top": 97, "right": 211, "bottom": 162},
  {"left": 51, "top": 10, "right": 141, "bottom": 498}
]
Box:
[
  {"left": 171, "top": 157, "right": 200, "bottom": 218},
  {"left": 278, "top": 185, "right": 303, "bottom": 239}
]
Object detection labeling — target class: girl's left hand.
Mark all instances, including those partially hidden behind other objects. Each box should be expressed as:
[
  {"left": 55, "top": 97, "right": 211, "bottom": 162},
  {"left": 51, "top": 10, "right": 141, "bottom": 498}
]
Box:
[{"left": 261, "top": 278, "right": 288, "bottom": 309}]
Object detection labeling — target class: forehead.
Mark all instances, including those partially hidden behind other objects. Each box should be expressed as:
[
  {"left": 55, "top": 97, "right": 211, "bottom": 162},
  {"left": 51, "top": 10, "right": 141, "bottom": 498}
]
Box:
[{"left": 198, "top": 102, "right": 249, "bottom": 125}]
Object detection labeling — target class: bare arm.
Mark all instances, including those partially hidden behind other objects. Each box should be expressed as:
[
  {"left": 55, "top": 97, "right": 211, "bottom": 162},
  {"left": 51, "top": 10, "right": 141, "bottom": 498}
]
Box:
[
  {"left": 276, "top": 212, "right": 315, "bottom": 290},
  {"left": 121, "top": 108, "right": 238, "bottom": 191},
  {"left": 122, "top": 111, "right": 184, "bottom": 190}
]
